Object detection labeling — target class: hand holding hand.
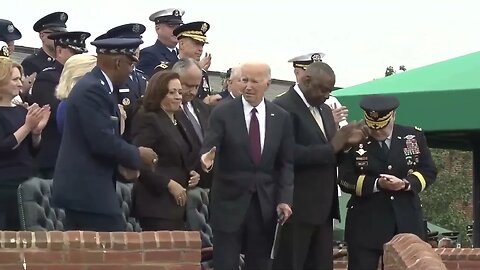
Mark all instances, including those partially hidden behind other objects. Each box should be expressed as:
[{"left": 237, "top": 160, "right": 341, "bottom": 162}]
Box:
[{"left": 378, "top": 174, "right": 405, "bottom": 191}]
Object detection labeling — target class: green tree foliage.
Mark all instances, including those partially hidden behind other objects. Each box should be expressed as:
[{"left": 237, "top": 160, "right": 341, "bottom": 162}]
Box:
[{"left": 420, "top": 149, "right": 473, "bottom": 245}]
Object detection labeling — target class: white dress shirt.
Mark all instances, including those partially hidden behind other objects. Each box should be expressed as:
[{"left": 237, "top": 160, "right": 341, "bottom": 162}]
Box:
[
  {"left": 180, "top": 102, "right": 200, "bottom": 124},
  {"left": 242, "top": 96, "right": 266, "bottom": 153},
  {"left": 100, "top": 70, "right": 114, "bottom": 94},
  {"left": 293, "top": 84, "right": 326, "bottom": 134}
]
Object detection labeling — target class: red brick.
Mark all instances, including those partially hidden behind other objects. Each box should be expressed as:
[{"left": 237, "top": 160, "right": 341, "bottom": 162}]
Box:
[
  {"left": 104, "top": 251, "right": 142, "bottom": 264},
  {"left": 140, "top": 232, "right": 157, "bottom": 249},
  {"left": 49, "top": 231, "right": 66, "bottom": 250},
  {"left": 186, "top": 231, "right": 201, "bottom": 249},
  {"left": 182, "top": 250, "right": 201, "bottom": 263},
  {"left": 0, "top": 251, "right": 20, "bottom": 263},
  {"left": 443, "top": 261, "right": 459, "bottom": 269},
  {"left": 157, "top": 232, "right": 173, "bottom": 249},
  {"left": 166, "top": 264, "right": 201, "bottom": 270},
  {"left": 24, "top": 250, "right": 64, "bottom": 263},
  {"left": 34, "top": 231, "right": 48, "bottom": 248},
  {"left": 144, "top": 250, "right": 182, "bottom": 263},
  {"left": 88, "top": 266, "right": 127, "bottom": 270},
  {"left": 83, "top": 231, "right": 99, "bottom": 249},
  {"left": 111, "top": 232, "right": 127, "bottom": 250},
  {"left": 127, "top": 265, "right": 167, "bottom": 270},
  {"left": 171, "top": 231, "right": 187, "bottom": 248},
  {"left": 65, "top": 250, "right": 104, "bottom": 263},
  {"left": 41, "top": 265, "right": 85, "bottom": 270},
  {"left": 124, "top": 232, "right": 142, "bottom": 250},
  {"left": 3, "top": 265, "right": 44, "bottom": 270},
  {"left": 2, "top": 231, "right": 18, "bottom": 248},
  {"left": 97, "top": 232, "right": 112, "bottom": 249},
  {"left": 458, "top": 260, "right": 480, "bottom": 268}
]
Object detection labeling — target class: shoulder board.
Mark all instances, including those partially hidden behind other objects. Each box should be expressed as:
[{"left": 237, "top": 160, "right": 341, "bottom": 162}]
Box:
[
  {"left": 135, "top": 68, "right": 145, "bottom": 75},
  {"left": 41, "top": 67, "right": 55, "bottom": 72},
  {"left": 415, "top": 126, "right": 422, "bottom": 131},
  {"left": 276, "top": 91, "right": 287, "bottom": 98}
]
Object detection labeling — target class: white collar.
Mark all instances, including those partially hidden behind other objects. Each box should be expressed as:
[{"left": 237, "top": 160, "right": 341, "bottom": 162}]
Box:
[
  {"left": 100, "top": 70, "right": 114, "bottom": 93},
  {"left": 293, "top": 84, "right": 312, "bottom": 108},
  {"left": 242, "top": 95, "right": 265, "bottom": 115}
]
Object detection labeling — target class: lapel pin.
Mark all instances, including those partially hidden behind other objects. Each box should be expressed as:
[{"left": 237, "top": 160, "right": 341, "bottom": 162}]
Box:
[
  {"left": 100, "top": 80, "right": 105, "bottom": 85},
  {"left": 270, "top": 113, "right": 275, "bottom": 116}
]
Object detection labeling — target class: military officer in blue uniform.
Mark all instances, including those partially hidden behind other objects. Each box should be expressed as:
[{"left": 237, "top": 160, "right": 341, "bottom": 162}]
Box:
[
  {"left": 173, "top": 21, "right": 216, "bottom": 103},
  {"left": 338, "top": 95, "right": 438, "bottom": 270},
  {"left": 103, "top": 23, "right": 148, "bottom": 143},
  {"left": 0, "top": 19, "right": 22, "bottom": 54},
  {"left": 21, "top": 12, "right": 68, "bottom": 77},
  {"left": 52, "top": 34, "right": 158, "bottom": 232},
  {"left": 136, "top": 8, "right": 184, "bottom": 77},
  {"left": 29, "top": 31, "right": 90, "bottom": 179}
]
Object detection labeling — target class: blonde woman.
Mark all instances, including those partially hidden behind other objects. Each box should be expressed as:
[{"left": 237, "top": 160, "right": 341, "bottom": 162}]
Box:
[
  {"left": 0, "top": 57, "right": 49, "bottom": 229},
  {"left": 55, "top": 54, "right": 96, "bottom": 133}
]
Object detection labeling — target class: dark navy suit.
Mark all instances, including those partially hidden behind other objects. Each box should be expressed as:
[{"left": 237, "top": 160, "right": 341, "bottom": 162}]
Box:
[
  {"left": 52, "top": 66, "right": 141, "bottom": 231},
  {"left": 136, "top": 40, "right": 178, "bottom": 77},
  {"left": 29, "top": 61, "right": 64, "bottom": 179},
  {"left": 21, "top": 48, "right": 55, "bottom": 76}
]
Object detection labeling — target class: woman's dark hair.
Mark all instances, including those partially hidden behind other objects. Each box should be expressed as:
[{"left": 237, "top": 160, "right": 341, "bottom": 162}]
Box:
[{"left": 143, "top": 71, "right": 180, "bottom": 112}]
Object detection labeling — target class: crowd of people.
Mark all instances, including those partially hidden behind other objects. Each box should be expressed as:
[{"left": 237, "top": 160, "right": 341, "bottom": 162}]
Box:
[{"left": 0, "top": 8, "right": 438, "bottom": 270}]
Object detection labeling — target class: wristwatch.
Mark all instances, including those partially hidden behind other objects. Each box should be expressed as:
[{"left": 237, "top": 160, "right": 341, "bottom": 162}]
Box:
[{"left": 402, "top": 179, "right": 411, "bottom": 191}]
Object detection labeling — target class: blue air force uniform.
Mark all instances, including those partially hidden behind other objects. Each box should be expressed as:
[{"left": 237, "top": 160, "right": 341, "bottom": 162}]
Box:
[
  {"left": 102, "top": 23, "right": 149, "bottom": 143},
  {"left": 52, "top": 36, "right": 144, "bottom": 232},
  {"left": 29, "top": 31, "right": 90, "bottom": 179},
  {"left": 136, "top": 8, "right": 184, "bottom": 77},
  {"left": 21, "top": 12, "right": 68, "bottom": 76},
  {"left": 338, "top": 95, "right": 438, "bottom": 270},
  {"left": 173, "top": 21, "right": 212, "bottom": 100}
]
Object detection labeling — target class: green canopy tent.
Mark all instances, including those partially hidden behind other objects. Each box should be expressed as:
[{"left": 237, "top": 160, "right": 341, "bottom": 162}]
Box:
[{"left": 332, "top": 51, "right": 480, "bottom": 245}]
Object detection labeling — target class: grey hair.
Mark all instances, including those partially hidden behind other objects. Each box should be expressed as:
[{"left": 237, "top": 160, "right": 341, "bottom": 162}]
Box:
[
  {"left": 171, "top": 58, "right": 202, "bottom": 75},
  {"left": 229, "top": 66, "right": 242, "bottom": 80}
]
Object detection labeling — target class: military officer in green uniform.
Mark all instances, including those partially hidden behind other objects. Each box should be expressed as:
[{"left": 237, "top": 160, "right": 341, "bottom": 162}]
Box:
[{"left": 338, "top": 94, "right": 438, "bottom": 270}]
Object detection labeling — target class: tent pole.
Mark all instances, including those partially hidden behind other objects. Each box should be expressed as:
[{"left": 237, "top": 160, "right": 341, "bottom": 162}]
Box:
[{"left": 473, "top": 140, "right": 480, "bottom": 247}]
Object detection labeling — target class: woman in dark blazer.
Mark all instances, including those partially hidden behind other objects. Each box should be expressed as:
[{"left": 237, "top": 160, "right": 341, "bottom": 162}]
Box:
[{"left": 131, "top": 71, "right": 200, "bottom": 231}]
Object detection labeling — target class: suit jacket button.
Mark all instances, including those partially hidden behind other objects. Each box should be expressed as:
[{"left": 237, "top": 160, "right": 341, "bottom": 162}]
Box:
[
  {"left": 390, "top": 196, "right": 394, "bottom": 200},
  {"left": 388, "top": 165, "right": 392, "bottom": 170}
]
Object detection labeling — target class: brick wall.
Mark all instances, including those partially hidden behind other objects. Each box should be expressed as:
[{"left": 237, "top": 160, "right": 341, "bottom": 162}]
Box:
[
  {"left": 0, "top": 230, "right": 201, "bottom": 270},
  {"left": 436, "top": 248, "right": 480, "bottom": 270}
]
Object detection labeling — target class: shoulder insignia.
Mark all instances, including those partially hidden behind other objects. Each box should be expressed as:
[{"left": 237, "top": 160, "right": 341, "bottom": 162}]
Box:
[
  {"left": 276, "top": 91, "right": 287, "bottom": 98},
  {"left": 41, "top": 67, "right": 55, "bottom": 72},
  {"left": 136, "top": 68, "right": 145, "bottom": 75},
  {"left": 414, "top": 126, "right": 422, "bottom": 131}
]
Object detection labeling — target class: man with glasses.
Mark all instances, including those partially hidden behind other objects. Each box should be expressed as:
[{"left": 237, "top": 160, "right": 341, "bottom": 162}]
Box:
[{"left": 136, "top": 8, "right": 184, "bottom": 77}]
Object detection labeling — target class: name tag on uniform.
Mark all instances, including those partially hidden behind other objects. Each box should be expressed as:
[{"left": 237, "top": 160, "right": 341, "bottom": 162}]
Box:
[
  {"left": 110, "top": 116, "right": 119, "bottom": 121},
  {"left": 119, "top": 88, "right": 130, "bottom": 93}
]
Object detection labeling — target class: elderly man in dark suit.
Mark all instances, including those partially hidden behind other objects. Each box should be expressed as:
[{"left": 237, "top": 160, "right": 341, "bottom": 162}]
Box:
[
  {"left": 52, "top": 31, "right": 157, "bottom": 232},
  {"left": 272, "top": 62, "right": 368, "bottom": 270},
  {"left": 201, "top": 62, "right": 295, "bottom": 270},
  {"left": 219, "top": 66, "right": 245, "bottom": 103}
]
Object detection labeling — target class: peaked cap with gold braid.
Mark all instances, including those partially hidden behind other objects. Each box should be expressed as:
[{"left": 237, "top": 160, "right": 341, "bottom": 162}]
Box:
[{"left": 360, "top": 94, "right": 399, "bottom": 130}]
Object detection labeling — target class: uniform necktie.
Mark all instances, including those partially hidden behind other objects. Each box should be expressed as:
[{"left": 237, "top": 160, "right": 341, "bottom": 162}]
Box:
[
  {"left": 309, "top": 106, "right": 326, "bottom": 135},
  {"left": 249, "top": 108, "right": 261, "bottom": 165},
  {"left": 183, "top": 104, "right": 203, "bottom": 142},
  {"left": 380, "top": 140, "right": 390, "bottom": 159}
]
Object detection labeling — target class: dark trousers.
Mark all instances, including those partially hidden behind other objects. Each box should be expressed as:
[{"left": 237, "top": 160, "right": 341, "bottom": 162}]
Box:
[
  {"left": 273, "top": 221, "right": 333, "bottom": 270},
  {"left": 0, "top": 184, "right": 22, "bottom": 230},
  {"left": 64, "top": 209, "right": 126, "bottom": 232},
  {"left": 347, "top": 245, "right": 383, "bottom": 270},
  {"left": 213, "top": 194, "right": 274, "bottom": 270},
  {"left": 139, "top": 217, "right": 186, "bottom": 231}
]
